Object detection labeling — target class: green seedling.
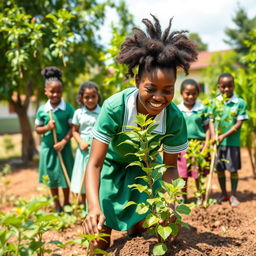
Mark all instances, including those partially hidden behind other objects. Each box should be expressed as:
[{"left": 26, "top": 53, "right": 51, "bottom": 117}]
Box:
[
  {"left": 0, "top": 198, "right": 65, "bottom": 256},
  {"left": 203, "top": 95, "right": 235, "bottom": 204},
  {"left": 0, "top": 164, "right": 12, "bottom": 204},
  {"left": 121, "top": 114, "right": 191, "bottom": 256},
  {"left": 185, "top": 139, "right": 215, "bottom": 207}
]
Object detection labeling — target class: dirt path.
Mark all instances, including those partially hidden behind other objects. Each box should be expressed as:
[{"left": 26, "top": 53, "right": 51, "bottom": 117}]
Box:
[{"left": 0, "top": 149, "right": 256, "bottom": 255}]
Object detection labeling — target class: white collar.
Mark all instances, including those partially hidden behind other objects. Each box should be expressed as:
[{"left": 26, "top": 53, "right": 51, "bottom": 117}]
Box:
[
  {"left": 122, "top": 89, "right": 166, "bottom": 134},
  {"left": 217, "top": 94, "right": 239, "bottom": 104},
  {"left": 178, "top": 101, "right": 204, "bottom": 112},
  {"left": 82, "top": 105, "right": 101, "bottom": 114},
  {"left": 44, "top": 99, "right": 66, "bottom": 112}
]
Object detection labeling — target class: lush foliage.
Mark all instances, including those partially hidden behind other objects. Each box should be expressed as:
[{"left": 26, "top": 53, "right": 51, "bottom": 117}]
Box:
[
  {"left": 122, "top": 114, "right": 191, "bottom": 256},
  {"left": 0, "top": 0, "right": 133, "bottom": 162}
]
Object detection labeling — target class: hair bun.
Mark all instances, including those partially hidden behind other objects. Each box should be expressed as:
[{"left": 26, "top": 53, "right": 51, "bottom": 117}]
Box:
[{"left": 41, "top": 66, "right": 62, "bottom": 80}]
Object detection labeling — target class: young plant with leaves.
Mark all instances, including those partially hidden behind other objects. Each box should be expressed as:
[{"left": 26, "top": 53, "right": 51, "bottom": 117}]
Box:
[
  {"left": 122, "top": 114, "right": 191, "bottom": 256},
  {"left": 203, "top": 95, "right": 236, "bottom": 204},
  {"left": 184, "top": 139, "right": 214, "bottom": 206}
]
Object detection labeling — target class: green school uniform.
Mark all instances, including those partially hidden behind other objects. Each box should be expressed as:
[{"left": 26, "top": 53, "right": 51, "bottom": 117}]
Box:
[
  {"left": 35, "top": 99, "right": 75, "bottom": 188},
  {"left": 178, "top": 101, "right": 209, "bottom": 140},
  {"left": 91, "top": 87, "right": 188, "bottom": 231},
  {"left": 214, "top": 94, "right": 248, "bottom": 146},
  {"left": 70, "top": 105, "right": 101, "bottom": 194}
]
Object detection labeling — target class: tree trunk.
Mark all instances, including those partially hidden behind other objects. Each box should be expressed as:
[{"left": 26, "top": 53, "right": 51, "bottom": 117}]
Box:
[
  {"left": 11, "top": 80, "right": 36, "bottom": 163},
  {"left": 17, "top": 109, "right": 36, "bottom": 162}
]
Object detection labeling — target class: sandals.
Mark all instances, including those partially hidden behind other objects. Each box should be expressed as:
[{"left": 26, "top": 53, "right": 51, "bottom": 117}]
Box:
[
  {"left": 216, "top": 195, "right": 229, "bottom": 204},
  {"left": 229, "top": 195, "right": 240, "bottom": 207}
]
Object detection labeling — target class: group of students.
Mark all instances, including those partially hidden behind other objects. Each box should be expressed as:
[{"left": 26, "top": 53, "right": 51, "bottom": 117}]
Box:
[
  {"left": 176, "top": 75, "right": 248, "bottom": 207},
  {"left": 35, "top": 15, "right": 247, "bottom": 252},
  {"left": 35, "top": 67, "right": 101, "bottom": 213}
]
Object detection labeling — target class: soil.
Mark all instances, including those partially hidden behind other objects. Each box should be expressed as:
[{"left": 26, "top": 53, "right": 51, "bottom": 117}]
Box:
[{"left": 1, "top": 148, "right": 256, "bottom": 256}]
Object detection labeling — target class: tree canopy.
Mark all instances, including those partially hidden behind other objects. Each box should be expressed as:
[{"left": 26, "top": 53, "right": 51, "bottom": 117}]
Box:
[{"left": 0, "top": 0, "right": 132, "bottom": 162}]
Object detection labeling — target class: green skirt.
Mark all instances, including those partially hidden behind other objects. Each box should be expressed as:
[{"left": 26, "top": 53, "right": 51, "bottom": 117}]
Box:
[
  {"left": 38, "top": 141, "right": 74, "bottom": 188},
  {"left": 99, "top": 158, "right": 160, "bottom": 231}
]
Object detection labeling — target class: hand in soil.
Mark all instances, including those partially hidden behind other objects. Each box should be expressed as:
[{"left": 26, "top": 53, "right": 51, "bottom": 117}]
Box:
[{"left": 83, "top": 209, "right": 106, "bottom": 245}]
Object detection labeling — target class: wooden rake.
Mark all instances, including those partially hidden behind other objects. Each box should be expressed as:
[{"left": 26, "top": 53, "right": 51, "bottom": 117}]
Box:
[{"left": 49, "top": 110, "right": 71, "bottom": 188}]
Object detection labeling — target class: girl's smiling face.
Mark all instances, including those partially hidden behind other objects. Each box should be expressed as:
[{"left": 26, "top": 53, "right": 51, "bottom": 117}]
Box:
[
  {"left": 136, "top": 67, "right": 176, "bottom": 116},
  {"left": 44, "top": 81, "right": 63, "bottom": 107},
  {"left": 218, "top": 76, "right": 234, "bottom": 98},
  {"left": 181, "top": 84, "right": 199, "bottom": 108},
  {"left": 82, "top": 88, "right": 99, "bottom": 111}
]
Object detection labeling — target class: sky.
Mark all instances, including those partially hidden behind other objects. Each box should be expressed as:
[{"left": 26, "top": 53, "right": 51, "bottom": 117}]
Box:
[{"left": 101, "top": 0, "right": 256, "bottom": 52}]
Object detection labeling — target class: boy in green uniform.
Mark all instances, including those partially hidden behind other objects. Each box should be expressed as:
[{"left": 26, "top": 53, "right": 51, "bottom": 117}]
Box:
[
  {"left": 210, "top": 73, "right": 248, "bottom": 206},
  {"left": 82, "top": 15, "right": 198, "bottom": 252}
]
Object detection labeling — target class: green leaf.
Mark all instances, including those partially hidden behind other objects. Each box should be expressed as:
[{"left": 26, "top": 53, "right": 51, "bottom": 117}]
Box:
[
  {"left": 128, "top": 184, "right": 149, "bottom": 194},
  {"left": 169, "top": 223, "right": 179, "bottom": 236},
  {"left": 172, "top": 178, "right": 186, "bottom": 189},
  {"left": 127, "top": 161, "right": 144, "bottom": 168},
  {"left": 118, "top": 140, "right": 139, "bottom": 148},
  {"left": 153, "top": 243, "right": 167, "bottom": 255},
  {"left": 123, "top": 201, "right": 136, "bottom": 209},
  {"left": 93, "top": 248, "right": 109, "bottom": 255},
  {"left": 29, "top": 241, "right": 44, "bottom": 251},
  {"left": 136, "top": 203, "right": 149, "bottom": 215},
  {"left": 143, "top": 214, "right": 160, "bottom": 228},
  {"left": 175, "top": 204, "right": 191, "bottom": 215},
  {"left": 157, "top": 225, "right": 172, "bottom": 240}
]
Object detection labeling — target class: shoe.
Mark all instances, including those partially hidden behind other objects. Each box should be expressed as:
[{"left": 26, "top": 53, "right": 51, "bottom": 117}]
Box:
[
  {"left": 229, "top": 195, "right": 240, "bottom": 207},
  {"left": 196, "top": 198, "right": 203, "bottom": 206},
  {"left": 179, "top": 197, "right": 187, "bottom": 204},
  {"left": 56, "top": 207, "right": 63, "bottom": 215},
  {"left": 216, "top": 195, "right": 229, "bottom": 204}
]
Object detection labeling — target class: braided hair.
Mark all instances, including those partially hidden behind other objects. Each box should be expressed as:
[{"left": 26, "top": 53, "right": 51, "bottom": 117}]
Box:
[
  {"left": 41, "top": 66, "right": 63, "bottom": 87},
  {"left": 116, "top": 14, "right": 198, "bottom": 78}
]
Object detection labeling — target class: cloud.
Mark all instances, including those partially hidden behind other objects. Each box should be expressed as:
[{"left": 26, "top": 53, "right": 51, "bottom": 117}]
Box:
[{"left": 100, "top": 0, "right": 256, "bottom": 51}]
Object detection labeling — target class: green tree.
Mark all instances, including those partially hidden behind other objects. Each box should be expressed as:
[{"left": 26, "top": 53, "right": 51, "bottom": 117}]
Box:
[
  {"left": 224, "top": 6, "right": 256, "bottom": 57},
  {"left": 0, "top": 0, "right": 121, "bottom": 162},
  {"left": 188, "top": 32, "right": 208, "bottom": 52},
  {"left": 234, "top": 29, "right": 256, "bottom": 177},
  {"left": 101, "top": 0, "right": 135, "bottom": 101}
]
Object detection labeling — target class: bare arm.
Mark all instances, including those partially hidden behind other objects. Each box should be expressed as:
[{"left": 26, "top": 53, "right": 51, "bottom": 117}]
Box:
[
  {"left": 204, "top": 123, "right": 210, "bottom": 142},
  {"left": 35, "top": 120, "right": 55, "bottom": 135},
  {"left": 218, "top": 120, "right": 243, "bottom": 143},
  {"left": 209, "top": 119, "right": 216, "bottom": 140},
  {"left": 162, "top": 152, "right": 179, "bottom": 183},
  {"left": 83, "top": 139, "right": 108, "bottom": 235}
]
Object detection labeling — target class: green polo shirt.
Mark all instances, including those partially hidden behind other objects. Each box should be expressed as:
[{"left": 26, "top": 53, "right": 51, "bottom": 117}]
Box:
[
  {"left": 89, "top": 87, "right": 188, "bottom": 231},
  {"left": 178, "top": 101, "right": 208, "bottom": 140},
  {"left": 92, "top": 87, "right": 188, "bottom": 162},
  {"left": 212, "top": 94, "right": 248, "bottom": 146}
]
